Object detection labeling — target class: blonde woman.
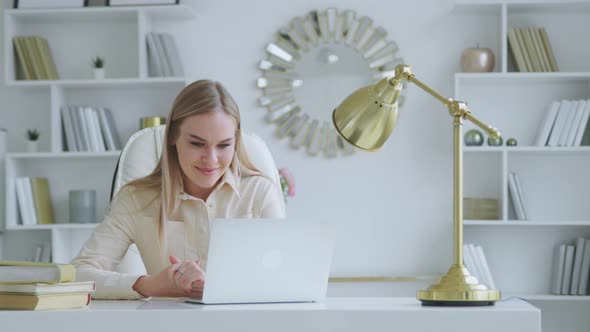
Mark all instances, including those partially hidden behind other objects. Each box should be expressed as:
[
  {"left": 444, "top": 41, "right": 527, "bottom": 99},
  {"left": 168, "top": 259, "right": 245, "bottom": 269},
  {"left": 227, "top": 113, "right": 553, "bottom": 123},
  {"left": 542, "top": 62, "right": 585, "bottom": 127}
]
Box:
[{"left": 71, "top": 80, "right": 285, "bottom": 299}]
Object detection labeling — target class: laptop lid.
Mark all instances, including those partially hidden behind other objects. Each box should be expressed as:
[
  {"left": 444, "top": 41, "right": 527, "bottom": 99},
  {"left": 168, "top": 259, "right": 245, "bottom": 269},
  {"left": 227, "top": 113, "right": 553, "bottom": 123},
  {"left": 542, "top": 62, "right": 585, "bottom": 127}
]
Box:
[{"left": 187, "top": 219, "right": 334, "bottom": 304}]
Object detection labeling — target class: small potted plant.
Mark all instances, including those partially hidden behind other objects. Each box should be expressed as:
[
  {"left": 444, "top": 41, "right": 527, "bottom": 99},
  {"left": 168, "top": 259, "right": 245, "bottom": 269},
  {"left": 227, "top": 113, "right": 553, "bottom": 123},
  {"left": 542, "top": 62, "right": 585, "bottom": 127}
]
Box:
[
  {"left": 26, "top": 129, "right": 40, "bottom": 152},
  {"left": 91, "top": 56, "right": 105, "bottom": 79}
]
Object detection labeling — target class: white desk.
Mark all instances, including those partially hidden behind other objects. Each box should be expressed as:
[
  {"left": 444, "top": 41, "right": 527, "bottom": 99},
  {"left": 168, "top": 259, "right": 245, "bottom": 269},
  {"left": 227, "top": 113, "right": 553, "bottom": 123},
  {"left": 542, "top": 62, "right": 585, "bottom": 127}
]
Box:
[{"left": 1, "top": 297, "right": 540, "bottom": 332}]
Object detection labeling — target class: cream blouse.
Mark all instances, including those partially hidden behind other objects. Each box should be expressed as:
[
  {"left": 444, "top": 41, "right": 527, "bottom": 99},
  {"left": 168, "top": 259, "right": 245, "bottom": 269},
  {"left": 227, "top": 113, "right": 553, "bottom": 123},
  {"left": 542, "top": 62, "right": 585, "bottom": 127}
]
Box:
[{"left": 71, "top": 170, "right": 285, "bottom": 299}]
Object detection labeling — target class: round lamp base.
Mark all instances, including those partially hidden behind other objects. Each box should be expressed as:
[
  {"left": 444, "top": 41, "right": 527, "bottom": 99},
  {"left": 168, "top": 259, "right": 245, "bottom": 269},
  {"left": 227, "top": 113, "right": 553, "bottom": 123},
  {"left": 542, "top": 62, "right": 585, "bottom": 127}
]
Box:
[{"left": 416, "top": 264, "right": 501, "bottom": 306}]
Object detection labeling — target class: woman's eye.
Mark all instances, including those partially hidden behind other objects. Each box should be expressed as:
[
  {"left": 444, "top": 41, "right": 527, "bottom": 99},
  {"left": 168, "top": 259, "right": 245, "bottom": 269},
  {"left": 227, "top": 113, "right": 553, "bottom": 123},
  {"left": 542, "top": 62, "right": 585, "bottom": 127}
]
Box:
[
  {"left": 218, "top": 144, "right": 231, "bottom": 149},
  {"left": 190, "top": 142, "right": 204, "bottom": 147}
]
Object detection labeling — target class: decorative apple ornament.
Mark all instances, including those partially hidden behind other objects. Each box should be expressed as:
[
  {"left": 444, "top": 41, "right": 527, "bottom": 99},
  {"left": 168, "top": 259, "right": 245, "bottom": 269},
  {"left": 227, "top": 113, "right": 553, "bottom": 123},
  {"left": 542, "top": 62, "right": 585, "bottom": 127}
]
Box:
[{"left": 460, "top": 44, "right": 495, "bottom": 72}]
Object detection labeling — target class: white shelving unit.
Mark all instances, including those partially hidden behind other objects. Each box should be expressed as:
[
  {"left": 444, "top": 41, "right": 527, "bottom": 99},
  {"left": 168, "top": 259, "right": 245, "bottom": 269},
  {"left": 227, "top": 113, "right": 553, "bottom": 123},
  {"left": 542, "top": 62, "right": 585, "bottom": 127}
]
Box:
[
  {"left": 2, "top": 5, "right": 193, "bottom": 264},
  {"left": 455, "top": 2, "right": 590, "bottom": 332}
]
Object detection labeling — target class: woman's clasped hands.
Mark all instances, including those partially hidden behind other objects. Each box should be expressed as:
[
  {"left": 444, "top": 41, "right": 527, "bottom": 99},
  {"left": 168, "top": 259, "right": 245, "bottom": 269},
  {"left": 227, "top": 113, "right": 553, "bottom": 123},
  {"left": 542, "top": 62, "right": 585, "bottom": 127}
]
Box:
[
  {"left": 132, "top": 255, "right": 206, "bottom": 298},
  {"left": 169, "top": 255, "right": 206, "bottom": 297}
]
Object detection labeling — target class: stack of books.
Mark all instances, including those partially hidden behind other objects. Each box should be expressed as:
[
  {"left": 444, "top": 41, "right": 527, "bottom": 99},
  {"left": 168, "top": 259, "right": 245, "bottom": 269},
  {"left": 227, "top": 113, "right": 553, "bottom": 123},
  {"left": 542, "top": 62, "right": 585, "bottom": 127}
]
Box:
[
  {"left": 551, "top": 237, "right": 590, "bottom": 295},
  {"left": 507, "top": 27, "right": 558, "bottom": 72},
  {"left": 146, "top": 32, "right": 184, "bottom": 77},
  {"left": 0, "top": 261, "right": 94, "bottom": 310},
  {"left": 12, "top": 36, "right": 59, "bottom": 80},
  {"left": 463, "top": 243, "right": 496, "bottom": 290},
  {"left": 14, "top": 177, "right": 55, "bottom": 225},
  {"left": 463, "top": 197, "right": 499, "bottom": 220},
  {"left": 61, "top": 106, "right": 122, "bottom": 152},
  {"left": 507, "top": 172, "right": 528, "bottom": 221},
  {"left": 535, "top": 99, "right": 590, "bottom": 147}
]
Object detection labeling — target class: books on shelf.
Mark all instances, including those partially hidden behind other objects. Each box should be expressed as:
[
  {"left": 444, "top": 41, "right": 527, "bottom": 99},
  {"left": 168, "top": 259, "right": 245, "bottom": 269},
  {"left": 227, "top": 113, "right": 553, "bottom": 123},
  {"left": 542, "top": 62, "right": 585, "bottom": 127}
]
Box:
[
  {"left": 535, "top": 99, "right": 590, "bottom": 147},
  {"left": 507, "top": 27, "right": 558, "bottom": 72},
  {"left": 14, "top": 1, "right": 86, "bottom": 9},
  {"left": 0, "top": 261, "right": 75, "bottom": 284},
  {"left": 12, "top": 36, "right": 59, "bottom": 81},
  {"left": 14, "top": 177, "right": 55, "bottom": 225},
  {"left": 507, "top": 172, "right": 528, "bottom": 221},
  {"left": 463, "top": 197, "right": 499, "bottom": 220},
  {"left": 550, "top": 237, "right": 590, "bottom": 295},
  {"left": 463, "top": 243, "right": 497, "bottom": 290},
  {"left": 61, "top": 106, "right": 122, "bottom": 152},
  {"left": 146, "top": 32, "right": 183, "bottom": 77}
]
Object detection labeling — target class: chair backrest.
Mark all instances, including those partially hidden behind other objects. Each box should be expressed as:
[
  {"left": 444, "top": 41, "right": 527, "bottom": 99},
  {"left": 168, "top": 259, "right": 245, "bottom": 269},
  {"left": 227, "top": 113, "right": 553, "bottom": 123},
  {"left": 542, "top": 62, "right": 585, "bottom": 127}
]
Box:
[
  {"left": 110, "top": 125, "right": 283, "bottom": 274},
  {"left": 112, "top": 124, "right": 282, "bottom": 197}
]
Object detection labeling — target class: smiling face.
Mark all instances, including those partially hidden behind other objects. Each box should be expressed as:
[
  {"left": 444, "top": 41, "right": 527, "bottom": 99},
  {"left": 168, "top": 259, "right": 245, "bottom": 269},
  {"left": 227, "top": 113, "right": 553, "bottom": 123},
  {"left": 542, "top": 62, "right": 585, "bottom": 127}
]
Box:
[{"left": 173, "top": 111, "right": 237, "bottom": 200}]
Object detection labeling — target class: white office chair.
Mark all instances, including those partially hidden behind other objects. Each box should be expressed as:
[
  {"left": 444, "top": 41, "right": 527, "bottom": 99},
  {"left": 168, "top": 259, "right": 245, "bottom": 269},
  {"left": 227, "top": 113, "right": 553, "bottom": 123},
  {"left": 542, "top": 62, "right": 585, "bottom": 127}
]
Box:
[{"left": 110, "top": 125, "right": 283, "bottom": 274}]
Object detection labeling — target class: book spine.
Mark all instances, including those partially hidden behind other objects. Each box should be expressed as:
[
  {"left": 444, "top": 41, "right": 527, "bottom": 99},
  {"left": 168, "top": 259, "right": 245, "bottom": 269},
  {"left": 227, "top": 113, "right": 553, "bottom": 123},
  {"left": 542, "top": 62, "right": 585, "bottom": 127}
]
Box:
[
  {"left": 562, "top": 245, "right": 575, "bottom": 295},
  {"left": 551, "top": 244, "right": 566, "bottom": 295},
  {"left": 539, "top": 28, "right": 559, "bottom": 72},
  {"left": 578, "top": 239, "right": 590, "bottom": 295},
  {"left": 30, "top": 177, "right": 54, "bottom": 225},
  {"left": 56, "top": 264, "right": 76, "bottom": 283},
  {"left": 507, "top": 172, "right": 525, "bottom": 220},
  {"left": 570, "top": 237, "right": 586, "bottom": 294}
]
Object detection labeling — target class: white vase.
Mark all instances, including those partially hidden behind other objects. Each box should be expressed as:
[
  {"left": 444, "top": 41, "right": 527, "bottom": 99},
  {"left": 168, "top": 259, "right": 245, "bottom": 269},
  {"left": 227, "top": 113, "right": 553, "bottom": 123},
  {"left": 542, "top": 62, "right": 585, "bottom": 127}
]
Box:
[
  {"left": 93, "top": 68, "right": 105, "bottom": 79},
  {"left": 27, "top": 140, "right": 39, "bottom": 152}
]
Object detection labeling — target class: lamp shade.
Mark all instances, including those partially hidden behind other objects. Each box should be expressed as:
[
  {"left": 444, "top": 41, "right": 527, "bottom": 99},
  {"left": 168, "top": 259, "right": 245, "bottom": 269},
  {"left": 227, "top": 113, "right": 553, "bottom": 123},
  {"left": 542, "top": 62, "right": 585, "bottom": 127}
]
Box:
[{"left": 332, "top": 77, "right": 403, "bottom": 151}]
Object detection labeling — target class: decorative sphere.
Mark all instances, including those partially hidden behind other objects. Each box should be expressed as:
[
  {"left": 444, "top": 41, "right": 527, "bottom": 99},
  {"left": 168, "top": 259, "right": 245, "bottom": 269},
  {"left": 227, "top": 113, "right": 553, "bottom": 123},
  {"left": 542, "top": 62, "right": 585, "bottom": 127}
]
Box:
[
  {"left": 487, "top": 136, "right": 503, "bottom": 146},
  {"left": 506, "top": 138, "right": 518, "bottom": 146},
  {"left": 464, "top": 129, "right": 484, "bottom": 146}
]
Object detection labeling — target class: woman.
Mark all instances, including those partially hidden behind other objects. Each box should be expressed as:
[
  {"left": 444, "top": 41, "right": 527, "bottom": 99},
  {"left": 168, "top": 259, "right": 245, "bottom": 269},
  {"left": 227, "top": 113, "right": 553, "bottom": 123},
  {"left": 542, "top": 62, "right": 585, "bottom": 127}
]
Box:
[{"left": 71, "top": 80, "right": 285, "bottom": 299}]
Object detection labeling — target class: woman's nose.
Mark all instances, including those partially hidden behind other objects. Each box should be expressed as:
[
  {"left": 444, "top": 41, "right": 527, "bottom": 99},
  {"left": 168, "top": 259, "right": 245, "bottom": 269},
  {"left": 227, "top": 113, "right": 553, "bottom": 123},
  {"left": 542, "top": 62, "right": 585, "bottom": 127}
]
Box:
[{"left": 201, "top": 147, "right": 217, "bottom": 162}]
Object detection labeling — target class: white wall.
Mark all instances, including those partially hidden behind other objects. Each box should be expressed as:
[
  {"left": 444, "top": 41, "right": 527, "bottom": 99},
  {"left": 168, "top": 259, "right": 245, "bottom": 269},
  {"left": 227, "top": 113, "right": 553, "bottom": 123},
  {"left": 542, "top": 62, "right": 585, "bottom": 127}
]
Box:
[{"left": 0, "top": 0, "right": 575, "bottom": 293}]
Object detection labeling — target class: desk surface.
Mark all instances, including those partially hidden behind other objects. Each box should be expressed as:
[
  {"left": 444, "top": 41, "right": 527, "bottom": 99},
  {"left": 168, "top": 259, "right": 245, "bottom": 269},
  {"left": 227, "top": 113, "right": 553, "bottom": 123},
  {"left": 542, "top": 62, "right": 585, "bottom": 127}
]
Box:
[{"left": 2, "top": 297, "right": 541, "bottom": 332}]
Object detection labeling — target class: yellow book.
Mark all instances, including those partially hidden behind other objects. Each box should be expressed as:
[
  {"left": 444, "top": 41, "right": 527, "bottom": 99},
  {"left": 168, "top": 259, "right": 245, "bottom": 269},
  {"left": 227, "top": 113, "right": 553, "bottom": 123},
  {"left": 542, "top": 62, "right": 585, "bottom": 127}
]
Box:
[
  {"left": 521, "top": 28, "right": 542, "bottom": 72},
  {"left": 529, "top": 28, "right": 550, "bottom": 72},
  {"left": 539, "top": 28, "right": 559, "bottom": 72},
  {"left": 0, "top": 281, "right": 95, "bottom": 295},
  {"left": 0, "top": 261, "right": 76, "bottom": 284},
  {"left": 514, "top": 28, "right": 532, "bottom": 72},
  {"left": 39, "top": 37, "right": 59, "bottom": 80},
  {"left": 33, "top": 37, "right": 52, "bottom": 80},
  {"left": 23, "top": 37, "right": 43, "bottom": 79},
  {"left": 507, "top": 28, "right": 527, "bottom": 72},
  {"left": 12, "top": 37, "right": 33, "bottom": 80},
  {"left": 0, "top": 292, "right": 90, "bottom": 310},
  {"left": 30, "top": 177, "right": 55, "bottom": 225}
]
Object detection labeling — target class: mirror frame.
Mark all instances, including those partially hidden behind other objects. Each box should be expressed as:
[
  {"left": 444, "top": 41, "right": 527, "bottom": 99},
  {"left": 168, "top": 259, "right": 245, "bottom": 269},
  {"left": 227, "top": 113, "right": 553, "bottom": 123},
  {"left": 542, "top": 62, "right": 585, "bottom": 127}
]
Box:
[{"left": 257, "top": 8, "right": 404, "bottom": 157}]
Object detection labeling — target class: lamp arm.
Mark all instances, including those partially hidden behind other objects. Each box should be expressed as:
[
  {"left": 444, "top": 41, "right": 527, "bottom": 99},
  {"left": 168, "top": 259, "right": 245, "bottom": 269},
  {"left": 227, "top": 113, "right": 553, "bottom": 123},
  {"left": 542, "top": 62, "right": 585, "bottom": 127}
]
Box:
[{"left": 389, "top": 65, "right": 500, "bottom": 139}]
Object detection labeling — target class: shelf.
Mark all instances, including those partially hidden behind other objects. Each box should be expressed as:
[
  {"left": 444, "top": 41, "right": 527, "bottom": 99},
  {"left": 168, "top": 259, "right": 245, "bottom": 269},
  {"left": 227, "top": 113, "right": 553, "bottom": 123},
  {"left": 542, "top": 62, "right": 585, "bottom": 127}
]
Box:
[
  {"left": 6, "top": 224, "right": 98, "bottom": 230},
  {"left": 4, "top": 5, "right": 195, "bottom": 21},
  {"left": 464, "top": 146, "right": 590, "bottom": 153},
  {"left": 465, "top": 220, "right": 590, "bottom": 226},
  {"left": 508, "top": 2, "right": 590, "bottom": 14},
  {"left": 5, "top": 77, "right": 186, "bottom": 90},
  {"left": 506, "top": 294, "right": 590, "bottom": 302},
  {"left": 455, "top": 72, "right": 590, "bottom": 82},
  {"left": 6, "top": 151, "right": 120, "bottom": 159}
]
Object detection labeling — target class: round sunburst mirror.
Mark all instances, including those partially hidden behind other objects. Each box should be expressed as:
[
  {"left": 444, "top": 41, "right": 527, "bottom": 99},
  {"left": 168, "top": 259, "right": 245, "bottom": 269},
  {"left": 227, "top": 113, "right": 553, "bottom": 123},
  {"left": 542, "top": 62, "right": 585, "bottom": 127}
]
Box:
[{"left": 257, "top": 8, "right": 404, "bottom": 157}]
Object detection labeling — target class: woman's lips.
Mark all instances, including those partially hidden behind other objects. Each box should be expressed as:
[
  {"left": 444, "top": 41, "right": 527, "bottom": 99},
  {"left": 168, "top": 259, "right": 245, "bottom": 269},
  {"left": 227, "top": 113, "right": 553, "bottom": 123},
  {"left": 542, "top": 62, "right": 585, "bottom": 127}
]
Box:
[{"left": 196, "top": 166, "right": 217, "bottom": 176}]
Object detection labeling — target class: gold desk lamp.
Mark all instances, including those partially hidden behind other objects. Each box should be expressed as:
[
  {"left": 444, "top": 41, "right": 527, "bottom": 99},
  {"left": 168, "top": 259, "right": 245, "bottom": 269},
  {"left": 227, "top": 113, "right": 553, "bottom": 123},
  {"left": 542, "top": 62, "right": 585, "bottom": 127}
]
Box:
[{"left": 332, "top": 64, "right": 501, "bottom": 306}]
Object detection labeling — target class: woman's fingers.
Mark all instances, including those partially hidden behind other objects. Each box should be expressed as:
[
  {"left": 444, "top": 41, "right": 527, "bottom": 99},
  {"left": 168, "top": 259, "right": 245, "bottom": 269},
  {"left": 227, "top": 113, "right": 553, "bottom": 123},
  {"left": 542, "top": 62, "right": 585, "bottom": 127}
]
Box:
[
  {"left": 174, "top": 261, "right": 206, "bottom": 292},
  {"left": 168, "top": 262, "right": 182, "bottom": 282}
]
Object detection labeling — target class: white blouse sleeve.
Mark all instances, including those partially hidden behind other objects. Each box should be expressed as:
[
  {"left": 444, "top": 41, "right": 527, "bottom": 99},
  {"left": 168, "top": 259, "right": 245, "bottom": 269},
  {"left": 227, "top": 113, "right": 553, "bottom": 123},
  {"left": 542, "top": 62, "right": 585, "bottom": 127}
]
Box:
[{"left": 70, "top": 187, "right": 146, "bottom": 300}]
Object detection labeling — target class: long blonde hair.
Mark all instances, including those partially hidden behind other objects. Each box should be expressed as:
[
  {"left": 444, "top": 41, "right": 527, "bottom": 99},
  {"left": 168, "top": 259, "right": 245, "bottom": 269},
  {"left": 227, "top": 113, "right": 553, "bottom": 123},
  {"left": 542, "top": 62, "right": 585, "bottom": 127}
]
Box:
[{"left": 125, "top": 80, "right": 261, "bottom": 223}]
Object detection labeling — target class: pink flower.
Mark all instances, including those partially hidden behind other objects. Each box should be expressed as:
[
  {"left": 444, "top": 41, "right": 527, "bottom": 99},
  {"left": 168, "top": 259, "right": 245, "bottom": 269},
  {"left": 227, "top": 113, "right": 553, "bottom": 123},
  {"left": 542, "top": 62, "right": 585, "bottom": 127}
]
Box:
[{"left": 278, "top": 167, "right": 296, "bottom": 197}]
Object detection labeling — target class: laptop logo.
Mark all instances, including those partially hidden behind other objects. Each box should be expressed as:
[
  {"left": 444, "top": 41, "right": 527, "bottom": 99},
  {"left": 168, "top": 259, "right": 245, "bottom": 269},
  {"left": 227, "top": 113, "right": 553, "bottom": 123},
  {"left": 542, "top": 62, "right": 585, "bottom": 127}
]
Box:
[{"left": 262, "top": 250, "right": 283, "bottom": 271}]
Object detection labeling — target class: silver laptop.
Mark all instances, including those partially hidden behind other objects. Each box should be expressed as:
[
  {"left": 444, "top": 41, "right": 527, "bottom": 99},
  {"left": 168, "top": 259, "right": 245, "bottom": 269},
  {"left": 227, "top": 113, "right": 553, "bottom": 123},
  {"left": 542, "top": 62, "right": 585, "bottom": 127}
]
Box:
[{"left": 185, "top": 219, "right": 334, "bottom": 304}]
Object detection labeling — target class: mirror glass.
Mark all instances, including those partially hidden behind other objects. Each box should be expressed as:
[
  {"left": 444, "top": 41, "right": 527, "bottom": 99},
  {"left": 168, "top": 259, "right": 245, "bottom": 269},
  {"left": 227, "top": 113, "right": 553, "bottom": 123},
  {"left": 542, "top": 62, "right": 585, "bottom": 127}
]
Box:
[{"left": 257, "top": 8, "right": 404, "bottom": 158}]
